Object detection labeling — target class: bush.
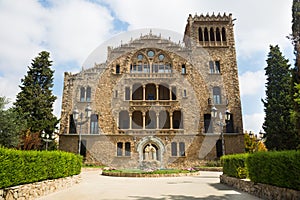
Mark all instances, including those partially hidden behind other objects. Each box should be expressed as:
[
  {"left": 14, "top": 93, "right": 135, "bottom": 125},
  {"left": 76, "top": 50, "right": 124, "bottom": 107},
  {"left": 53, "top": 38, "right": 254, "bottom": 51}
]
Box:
[
  {"left": 221, "top": 154, "right": 248, "bottom": 178},
  {"left": 246, "top": 151, "right": 300, "bottom": 191},
  {"left": 0, "top": 147, "right": 82, "bottom": 189}
]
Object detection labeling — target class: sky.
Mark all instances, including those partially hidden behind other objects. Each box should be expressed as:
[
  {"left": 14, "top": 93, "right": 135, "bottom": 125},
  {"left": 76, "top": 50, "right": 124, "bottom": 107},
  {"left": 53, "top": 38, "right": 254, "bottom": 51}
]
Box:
[{"left": 0, "top": 0, "right": 294, "bottom": 134}]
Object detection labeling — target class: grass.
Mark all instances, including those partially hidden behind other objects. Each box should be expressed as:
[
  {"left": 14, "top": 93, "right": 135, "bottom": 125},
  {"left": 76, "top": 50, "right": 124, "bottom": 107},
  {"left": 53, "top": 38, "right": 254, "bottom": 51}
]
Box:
[{"left": 103, "top": 168, "right": 197, "bottom": 174}]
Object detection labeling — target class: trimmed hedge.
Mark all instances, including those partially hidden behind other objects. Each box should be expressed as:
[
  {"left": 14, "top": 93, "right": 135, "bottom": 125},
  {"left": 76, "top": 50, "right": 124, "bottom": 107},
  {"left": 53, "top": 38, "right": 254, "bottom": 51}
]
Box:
[
  {"left": 246, "top": 151, "right": 300, "bottom": 191},
  {"left": 0, "top": 147, "right": 82, "bottom": 189},
  {"left": 221, "top": 154, "right": 248, "bottom": 179}
]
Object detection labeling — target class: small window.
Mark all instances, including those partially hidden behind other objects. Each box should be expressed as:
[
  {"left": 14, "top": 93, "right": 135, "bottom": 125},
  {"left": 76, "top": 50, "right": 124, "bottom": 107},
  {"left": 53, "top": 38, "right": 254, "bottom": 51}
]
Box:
[
  {"left": 213, "top": 87, "right": 221, "bottom": 104},
  {"left": 209, "top": 61, "right": 215, "bottom": 74},
  {"left": 183, "top": 89, "right": 187, "bottom": 98},
  {"left": 171, "top": 142, "right": 177, "bottom": 156},
  {"left": 116, "top": 64, "right": 120, "bottom": 74},
  {"left": 181, "top": 64, "right": 186, "bottom": 74},
  {"left": 117, "top": 142, "right": 123, "bottom": 156},
  {"left": 198, "top": 27, "right": 203, "bottom": 41},
  {"left": 125, "top": 87, "right": 130, "bottom": 100},
  {"left": 215, "top": 61, "right": 220, "bottom": 74},
  {"left": 179, "top": 142, "right": 185, "bottom": 156},
  {"left": 222, "top": 27, "right": 226, "bottom": 41},
  {"left": 204, "top": 27, "right": 209, "bottom": 41},
  {"left": 210, "top": 27, "right": 215, "bottom": 41},
  {"left": 125, "top": 142, "right": 131, "bottom": 156},
  {"left": 86, "top": 86, "right": 91, "bottom": 102},
  {"left": 114, "top": 90, "right": 118, "bottom": 98},
  {"left": 80, "top": 87, "right": 85, "bottom": 102},
  {"left": 90, "top": 114, "right": 98, "bottom": 134}
]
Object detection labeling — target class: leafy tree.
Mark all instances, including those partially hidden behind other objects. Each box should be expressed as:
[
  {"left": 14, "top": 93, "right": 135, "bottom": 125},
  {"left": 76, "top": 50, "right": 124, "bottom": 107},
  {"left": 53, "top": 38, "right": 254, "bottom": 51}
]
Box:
[
  {"left": 291, "top": 0, "right": 300, "bottom": 137},
  {"left": 244, "top": 131, "right": 267, "bottom": 153},
  {"left": 14, "top": 51, "right": 58, "bottom": 149},
  {"left": 262, "top": 45, "right": 298, "bottom": 150},
  {"left": 0, "top": 97, "right": 23, "bottom": 148}
]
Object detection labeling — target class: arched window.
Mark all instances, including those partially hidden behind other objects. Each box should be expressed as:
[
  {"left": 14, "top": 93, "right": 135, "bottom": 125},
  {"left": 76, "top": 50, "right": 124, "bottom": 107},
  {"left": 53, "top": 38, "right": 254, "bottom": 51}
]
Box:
[
  {"left": 86, "top": 86, "right": 91, "bottom": 102},
  {"left": 215, "top": 61, "right": 220, "bottom": 74},
  {"left": 204, "top": 27, "right": 209, "bottom": 41},
  {"left": 145, "top": 84, "right": 156, "bottom": 100},
  {"left": 216, "top": 28, "right": 221, "bottom": 41},
  {"left": 159, "top": 110, "right": 170, "bottom": 129},
  {"left": 146, "top": 110, "right": 157, "bottom": 129},
  {"left": 159, "top": 84, "right": 170, "bottom": 100},
  {"left": 132, "top": 83, "right": 143, "bottom": 100},
  {"left": 80, "top": 87, "right": 85, "bottom": 102},
  {"left": 210, "top": 27, "right": 215, "bottom": 41},
  {"left": 69, "top": 114, "right": 77, "bottom": 134},
  {"left": 173, "top": 110, "right": 183, "bottom": 129},
  {"left": 198, "top": 27, "right": 203, "bottom": 41},
  {"left": 171, "top": 142, "right": 177, "bottom": 156},
  {"left": 222, "top": 27, "right": 227, "bottom": 41},
  {"left": 90, "top": 114, "right": 98, "bottom": 134},
  {"left": 132, "top": 111, "right": 143, "bottom": 129},
  {"left": 125, "top": 142, "right": 131, "bottom": 156},
  {"left": 213, "top": 87, "right": 221, "bottom": 104}
]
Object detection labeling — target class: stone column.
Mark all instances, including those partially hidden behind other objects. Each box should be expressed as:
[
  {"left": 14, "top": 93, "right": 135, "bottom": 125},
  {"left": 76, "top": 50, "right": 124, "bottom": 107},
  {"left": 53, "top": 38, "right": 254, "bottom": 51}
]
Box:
[
  {"left": 129, "top": 113, "right": 132, "bottom": 129},
  {"left": 130, "top": 87, "right": 132, "bottom": 101},
  {"left": 156, "top": 112, "right": 159, "bottom": 129},
  {"left": 142, "top": 112, "right": 146, "bottom": 130},
  {"left": 170, "top": 112, "right": 173, "bottom": 130}
]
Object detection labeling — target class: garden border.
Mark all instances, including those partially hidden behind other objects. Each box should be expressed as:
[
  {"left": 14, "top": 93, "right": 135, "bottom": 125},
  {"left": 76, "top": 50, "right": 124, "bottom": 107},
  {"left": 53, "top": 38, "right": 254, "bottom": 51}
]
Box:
[
  {"left": 220, "top": 174, "right": 300, "bottom": 200},
  {"left": 0, "top": 175, "right": 81, "bottom": 200},
  {"left": 102, "top": 171, "right": 200, "bottom": 177}
]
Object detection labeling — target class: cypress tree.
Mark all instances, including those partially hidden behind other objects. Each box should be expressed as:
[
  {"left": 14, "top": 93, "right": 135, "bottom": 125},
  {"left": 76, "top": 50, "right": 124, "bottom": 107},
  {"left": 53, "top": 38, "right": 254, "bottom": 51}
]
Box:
[
  {"left": 262, "top": 45, "right": 298, "bottom": 150},
  {"left": 14, "top": 51, "right": 58, "bottom": 145},
  {"left": 291, "top": 0, "right": 300, "bottom": 138}
]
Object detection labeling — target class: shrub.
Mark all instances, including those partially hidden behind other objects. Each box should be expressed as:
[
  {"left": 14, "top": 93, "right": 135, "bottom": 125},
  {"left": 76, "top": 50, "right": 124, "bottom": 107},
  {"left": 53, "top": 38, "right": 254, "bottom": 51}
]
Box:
[
  {"left": 0, "top": 147, "right": 82, "bottom": 189},
  {"left": 221, "top": 154, "right": 248, "bottom": 178},
  {"left": 246, "top": 151, "right": 300, "bottom": 191}
]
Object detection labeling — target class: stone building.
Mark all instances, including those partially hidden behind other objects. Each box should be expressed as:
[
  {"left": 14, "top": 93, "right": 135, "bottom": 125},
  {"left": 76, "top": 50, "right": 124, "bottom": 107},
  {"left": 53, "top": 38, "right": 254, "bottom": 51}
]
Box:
[{"left": 59, "top": 13, "right": 244, "bottom": 168}]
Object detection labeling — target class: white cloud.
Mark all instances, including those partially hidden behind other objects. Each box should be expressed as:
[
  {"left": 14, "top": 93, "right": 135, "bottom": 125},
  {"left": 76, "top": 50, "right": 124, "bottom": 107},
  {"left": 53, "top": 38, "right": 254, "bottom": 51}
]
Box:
[
  {"left": 239, "top": 70, "right": 265, "bottom": 97},
  {"left": 243, "top": 113, "right": 265, "bottom": 134},
  {"left": 0, "top": 0, "right": 114, "bottom": 115}
]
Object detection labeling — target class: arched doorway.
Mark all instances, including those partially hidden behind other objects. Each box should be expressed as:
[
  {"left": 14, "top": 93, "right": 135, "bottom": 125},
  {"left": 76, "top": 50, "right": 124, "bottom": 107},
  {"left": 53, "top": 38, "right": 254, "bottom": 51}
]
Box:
[{"left": 136, "top": 136, "right": 165, "bottom": 169}]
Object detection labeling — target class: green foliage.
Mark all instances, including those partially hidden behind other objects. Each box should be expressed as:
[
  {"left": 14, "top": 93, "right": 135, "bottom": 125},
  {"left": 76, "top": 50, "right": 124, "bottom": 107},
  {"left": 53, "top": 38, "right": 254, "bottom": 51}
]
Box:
[
  {"left": 0, "top": 147, "right": 82, "bottom": 189},
  {"left": 246, "top": 151, "right": 300, "bottom": 191},
  {"left": 221, "top": 154, "right": 248, "bottom": 179},
  {"left": 262, "top": 45, "right": 298, "bottom": 150},
  {"left": 14, "top": 51, "right": 58, "bottom": 139},
  {"left": 0, "top": 97, "right": 24, "bottom": 148}
]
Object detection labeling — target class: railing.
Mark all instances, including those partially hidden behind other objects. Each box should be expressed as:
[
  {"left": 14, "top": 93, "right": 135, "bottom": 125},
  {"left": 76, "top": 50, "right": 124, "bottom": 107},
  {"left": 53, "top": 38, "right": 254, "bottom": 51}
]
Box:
[
  {"left": 129, "top": 100, "right": 178, "bottom": 107},
  {"left": 126, "top": 73, "right": 173, "bottom": 78},
  {"left": 118, "top": 129, "right": 184, "bottom": 135}
]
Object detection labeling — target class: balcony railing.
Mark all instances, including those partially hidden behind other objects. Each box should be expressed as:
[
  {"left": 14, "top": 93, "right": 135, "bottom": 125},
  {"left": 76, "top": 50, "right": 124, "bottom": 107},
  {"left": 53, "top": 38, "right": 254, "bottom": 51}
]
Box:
[
  {"left": 126, "top": 72, "right": 173, "bottom": 78},
  {"left": 118, "top": 129, "right": 184, "bottom": 135},
  {"left": 129, "top": 100, "right": 178, "bottom": 107}
]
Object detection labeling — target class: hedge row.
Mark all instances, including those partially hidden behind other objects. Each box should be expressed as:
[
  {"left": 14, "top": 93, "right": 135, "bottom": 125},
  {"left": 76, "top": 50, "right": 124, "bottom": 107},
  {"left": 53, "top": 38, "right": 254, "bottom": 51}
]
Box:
[
  {"left": 0, "top": 147, "right": 82, "bottom": 189},
  {"left": 222, "top": 151, "right": 300, "bottom": 190},
  {"left": 246, "top": 151, "right": 300, "bottom": 191},
  {"left": 221, "top": 153, "right": 248, "bottom": 179}
]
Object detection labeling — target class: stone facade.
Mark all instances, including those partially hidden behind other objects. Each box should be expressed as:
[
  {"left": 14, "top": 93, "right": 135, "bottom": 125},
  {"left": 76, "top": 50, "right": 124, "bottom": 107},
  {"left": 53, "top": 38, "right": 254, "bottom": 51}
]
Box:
[
  {"left": 0, "top": 175, "right": 80, "bottom": 200},
  {"left": 59, "top": 13, "right": 244, "bottom": 168}
]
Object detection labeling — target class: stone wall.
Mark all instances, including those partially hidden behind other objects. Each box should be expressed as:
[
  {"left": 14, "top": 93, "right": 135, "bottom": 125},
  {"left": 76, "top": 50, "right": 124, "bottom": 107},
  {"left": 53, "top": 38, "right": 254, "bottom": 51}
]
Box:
[
  {"left": 0, "top": 175, "right": 80, "bottom": 200},
  {"left": 220, "top": 175, "right": 300, "bottom": 200}
]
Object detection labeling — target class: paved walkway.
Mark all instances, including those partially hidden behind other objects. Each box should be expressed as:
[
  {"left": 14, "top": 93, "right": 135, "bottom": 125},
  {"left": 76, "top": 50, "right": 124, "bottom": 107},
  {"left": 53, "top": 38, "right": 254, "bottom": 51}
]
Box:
[{"left": 37, "top": 170, "right": 261, "bottom": 200}]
